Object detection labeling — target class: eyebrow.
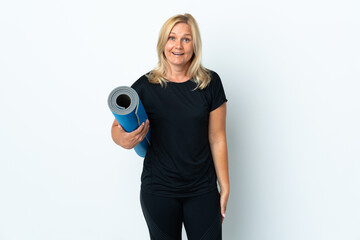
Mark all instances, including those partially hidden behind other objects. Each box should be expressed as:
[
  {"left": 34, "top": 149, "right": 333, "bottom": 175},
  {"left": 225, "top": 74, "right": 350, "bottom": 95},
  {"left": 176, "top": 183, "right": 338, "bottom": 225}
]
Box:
[{"left": 169, "top": 32, "right": 192, "bottom": 36}]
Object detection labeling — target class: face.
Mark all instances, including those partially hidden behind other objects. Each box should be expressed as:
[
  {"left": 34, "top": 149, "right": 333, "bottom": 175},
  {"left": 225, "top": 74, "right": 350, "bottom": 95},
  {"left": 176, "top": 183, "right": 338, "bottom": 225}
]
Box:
[{"left": 164, "top": 23, "right": 194, "bottom": 69}]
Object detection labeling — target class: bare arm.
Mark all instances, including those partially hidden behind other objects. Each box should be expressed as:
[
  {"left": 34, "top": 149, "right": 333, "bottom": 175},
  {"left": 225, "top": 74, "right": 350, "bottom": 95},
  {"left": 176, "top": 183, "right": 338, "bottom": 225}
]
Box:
[
  {"left": 208, "top": 102, "right": 229, "bottom": 222},
  {"left": 111, "top": 118, "right": 150, "bottom": 149}
]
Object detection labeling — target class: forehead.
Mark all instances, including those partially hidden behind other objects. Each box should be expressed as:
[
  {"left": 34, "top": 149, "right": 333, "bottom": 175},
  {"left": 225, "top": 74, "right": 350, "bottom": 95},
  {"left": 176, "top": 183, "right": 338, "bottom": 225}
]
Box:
[{"left": 170, "top": 23, "right": 192, "bottom": 35}]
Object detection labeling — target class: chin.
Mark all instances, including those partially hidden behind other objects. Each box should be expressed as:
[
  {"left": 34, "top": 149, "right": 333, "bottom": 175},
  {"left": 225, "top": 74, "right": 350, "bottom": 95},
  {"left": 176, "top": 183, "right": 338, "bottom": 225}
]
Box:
[{"left": 169, "top": 61, "right": 185, "bottom": 66}]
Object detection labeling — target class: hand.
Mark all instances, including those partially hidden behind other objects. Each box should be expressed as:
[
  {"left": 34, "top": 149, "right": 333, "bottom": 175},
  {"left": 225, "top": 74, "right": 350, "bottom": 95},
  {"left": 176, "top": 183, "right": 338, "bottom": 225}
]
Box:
[
  {"left": 220, "top": 189, "right": 229, "bottom": 223},
  {"left": 115, "top": 119, "right": 150, "bottom": 149}
]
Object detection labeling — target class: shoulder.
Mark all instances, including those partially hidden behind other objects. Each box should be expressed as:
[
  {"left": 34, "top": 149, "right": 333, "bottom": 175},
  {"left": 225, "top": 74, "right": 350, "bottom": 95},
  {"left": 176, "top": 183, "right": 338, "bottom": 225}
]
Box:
[
  {"left": 209, "top": 70, "right": 221, "bottom": 81},
  {"left": 205, "top": 69, "right": 223, "bottom": 89},
  {"left": 131, "top": 74, "right": 150, "bottom": 92}
]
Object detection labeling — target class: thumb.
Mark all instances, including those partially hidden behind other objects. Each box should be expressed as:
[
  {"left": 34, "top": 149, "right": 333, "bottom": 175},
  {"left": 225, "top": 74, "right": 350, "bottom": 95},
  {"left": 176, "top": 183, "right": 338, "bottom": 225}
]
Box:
[
  {"left": 221, "top": 205, "right": 226, "bottom": 219},
  {"left": 220, "top": 194, "right": 227, "bottom": 221}
]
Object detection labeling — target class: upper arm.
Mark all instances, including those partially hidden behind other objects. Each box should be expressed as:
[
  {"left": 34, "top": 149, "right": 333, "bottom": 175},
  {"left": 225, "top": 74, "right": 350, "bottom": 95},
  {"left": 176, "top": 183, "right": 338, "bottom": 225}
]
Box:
[{"left": 208, "top": 102, "right": 227, "bottom": 145}]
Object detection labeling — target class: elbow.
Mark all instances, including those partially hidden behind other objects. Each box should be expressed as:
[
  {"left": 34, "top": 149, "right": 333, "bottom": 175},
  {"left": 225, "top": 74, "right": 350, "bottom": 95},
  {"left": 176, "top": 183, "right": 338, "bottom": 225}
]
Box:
[
  {"left": 111, "top": 126, "right": 124, "bottom": 148},
  {"left": 209, "top": 134, "right": 227, "bottom": 147}
]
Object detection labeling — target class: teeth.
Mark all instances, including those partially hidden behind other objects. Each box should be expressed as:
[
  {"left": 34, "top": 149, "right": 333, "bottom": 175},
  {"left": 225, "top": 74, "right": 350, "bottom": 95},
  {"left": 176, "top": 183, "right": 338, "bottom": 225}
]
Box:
[{"left": 173, "top": 52, "right": 184, "bottom": 55}]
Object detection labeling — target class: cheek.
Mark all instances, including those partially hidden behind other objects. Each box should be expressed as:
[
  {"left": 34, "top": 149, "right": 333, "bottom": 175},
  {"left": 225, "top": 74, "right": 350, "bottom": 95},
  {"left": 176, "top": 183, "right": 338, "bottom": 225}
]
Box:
[
  {"left": 187, "top": 46, "right": 194, "bottom": 56},
  {"left": 187, "top": 44, "right": 194, "bottom": 52},
  {"left": 165, "top": 42, "right": 174, "bottom": 51},
  {"left": 164, "top": 44, "right": 171, "bottom": 57}
]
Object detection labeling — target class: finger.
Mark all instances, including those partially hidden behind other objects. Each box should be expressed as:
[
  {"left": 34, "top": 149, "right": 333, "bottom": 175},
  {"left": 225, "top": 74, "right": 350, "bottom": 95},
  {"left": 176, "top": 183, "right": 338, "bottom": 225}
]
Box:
[
  {"left": 221, "top": 204, "right": 226, "bottom": 219},
  {"left": 138, "top": 120, "right": 150, "bottom": 141},
  {"left": 143, "top": 120, "right": 150, "bottom": 135},
  {"left": 220, "top": 197, "right": 227, "bottom": 222},
  {"left": 132, "top": 121, "right": 146, "bottom": 135},
  {"left": 139, "top": 119, "right": 149, "bottom": 134},
  {"left": 220, "top": 204, "right": 225, "bottom": 224}
]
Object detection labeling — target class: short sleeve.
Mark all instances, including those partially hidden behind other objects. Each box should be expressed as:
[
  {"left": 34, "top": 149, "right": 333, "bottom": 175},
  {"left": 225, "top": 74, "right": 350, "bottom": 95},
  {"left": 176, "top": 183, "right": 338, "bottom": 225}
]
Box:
[
  {"left": 131, "top": 75, "right": 147, "bottom": 99},
  {"left": 131, "top": 77, "right": 142, "bottom": 93},
  {"left": 209, "top": 71, "right": 228, "bottom": 112}
]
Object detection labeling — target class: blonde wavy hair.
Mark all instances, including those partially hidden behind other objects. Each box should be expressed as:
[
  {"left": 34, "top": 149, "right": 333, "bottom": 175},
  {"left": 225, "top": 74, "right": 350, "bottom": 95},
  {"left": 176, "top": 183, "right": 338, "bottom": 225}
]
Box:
[{"left": 146, "top": 13, "right": 211, "bottom": 90}]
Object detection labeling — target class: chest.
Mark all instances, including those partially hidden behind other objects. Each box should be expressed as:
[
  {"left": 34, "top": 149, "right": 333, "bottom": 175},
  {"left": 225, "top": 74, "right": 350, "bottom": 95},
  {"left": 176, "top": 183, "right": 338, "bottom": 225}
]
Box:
[{"left": 140, "top": 83, "right": 210, "bottom": 124}]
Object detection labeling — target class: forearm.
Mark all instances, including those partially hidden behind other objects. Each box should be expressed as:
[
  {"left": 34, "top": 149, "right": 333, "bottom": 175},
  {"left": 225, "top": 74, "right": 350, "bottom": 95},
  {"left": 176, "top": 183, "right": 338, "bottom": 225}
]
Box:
[{"left": 210, "top": 140, "right": 229, "bottom": 193}]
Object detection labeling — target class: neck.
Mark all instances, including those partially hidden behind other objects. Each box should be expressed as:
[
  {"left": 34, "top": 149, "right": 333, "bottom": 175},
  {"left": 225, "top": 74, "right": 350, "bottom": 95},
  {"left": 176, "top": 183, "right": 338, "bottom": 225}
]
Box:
[{"left": 166, "top": 62, "right": 191, "bottom": 82}]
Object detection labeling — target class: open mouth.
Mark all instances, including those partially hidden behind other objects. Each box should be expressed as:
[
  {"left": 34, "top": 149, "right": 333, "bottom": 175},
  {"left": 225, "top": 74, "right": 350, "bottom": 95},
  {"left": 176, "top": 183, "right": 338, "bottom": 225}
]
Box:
[{"left": 172, "top": 52, "right": 184, "bottom": 56}]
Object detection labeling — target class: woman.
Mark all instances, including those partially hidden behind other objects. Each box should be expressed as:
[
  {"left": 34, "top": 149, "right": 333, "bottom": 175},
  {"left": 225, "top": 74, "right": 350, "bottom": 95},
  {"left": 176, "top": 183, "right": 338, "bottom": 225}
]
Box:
[{"left": 111, "top": 13, "right": 229, "bottom": 240}]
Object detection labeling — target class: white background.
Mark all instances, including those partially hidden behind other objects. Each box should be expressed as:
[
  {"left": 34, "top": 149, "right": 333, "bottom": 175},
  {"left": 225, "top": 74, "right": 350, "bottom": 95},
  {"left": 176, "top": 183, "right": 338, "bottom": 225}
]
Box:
[{"left": 1, "top": 0, "right": 359, "bottom": 239}]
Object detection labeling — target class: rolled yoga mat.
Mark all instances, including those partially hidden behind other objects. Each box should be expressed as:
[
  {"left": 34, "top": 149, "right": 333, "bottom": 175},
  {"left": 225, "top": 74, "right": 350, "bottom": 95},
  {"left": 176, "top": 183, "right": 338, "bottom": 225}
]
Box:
[{"left": 108, "top": 86, "right": 151, "bottom": 158}]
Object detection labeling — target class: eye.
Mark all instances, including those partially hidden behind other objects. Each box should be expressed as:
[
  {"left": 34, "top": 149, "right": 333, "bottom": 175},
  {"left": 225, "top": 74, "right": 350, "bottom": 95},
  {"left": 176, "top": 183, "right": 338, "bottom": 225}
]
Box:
[
  {"left": 183, "top": 38, "right": 190, "bottom": 42},
  {"left": 169, "top": 36, "right": 175, "bottom": 41}
]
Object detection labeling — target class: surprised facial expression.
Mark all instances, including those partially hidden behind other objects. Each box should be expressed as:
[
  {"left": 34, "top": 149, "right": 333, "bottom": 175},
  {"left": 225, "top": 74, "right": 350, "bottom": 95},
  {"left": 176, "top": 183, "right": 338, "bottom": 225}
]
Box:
[{"left": 164, "top": 23, "right": 194, "bottom": 69}]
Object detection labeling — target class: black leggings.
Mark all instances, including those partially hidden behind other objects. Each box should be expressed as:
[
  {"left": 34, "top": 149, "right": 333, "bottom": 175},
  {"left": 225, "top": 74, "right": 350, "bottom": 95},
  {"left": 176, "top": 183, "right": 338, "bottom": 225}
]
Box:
[{"left": 140, "top": 189, "right": 222, "bottom": 240}]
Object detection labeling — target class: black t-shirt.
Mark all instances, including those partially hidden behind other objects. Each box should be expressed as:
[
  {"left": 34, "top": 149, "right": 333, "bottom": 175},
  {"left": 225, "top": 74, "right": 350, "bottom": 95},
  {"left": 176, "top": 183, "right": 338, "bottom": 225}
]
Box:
[{"left": 131, "top": 70, "right": 228, "bottom": 197}]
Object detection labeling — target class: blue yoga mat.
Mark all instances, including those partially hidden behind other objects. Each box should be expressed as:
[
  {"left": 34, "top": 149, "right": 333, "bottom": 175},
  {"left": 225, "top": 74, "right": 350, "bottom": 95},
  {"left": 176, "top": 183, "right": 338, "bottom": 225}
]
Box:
[{"left": 108, "top": 86, "right": 151, "bottom": 158}]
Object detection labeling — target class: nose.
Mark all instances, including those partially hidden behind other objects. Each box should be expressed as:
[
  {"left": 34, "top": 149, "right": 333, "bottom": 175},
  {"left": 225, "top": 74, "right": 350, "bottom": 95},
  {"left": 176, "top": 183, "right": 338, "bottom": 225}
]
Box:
[{"left": 174, "top": 39, "right": 183, "bottom": 49}]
